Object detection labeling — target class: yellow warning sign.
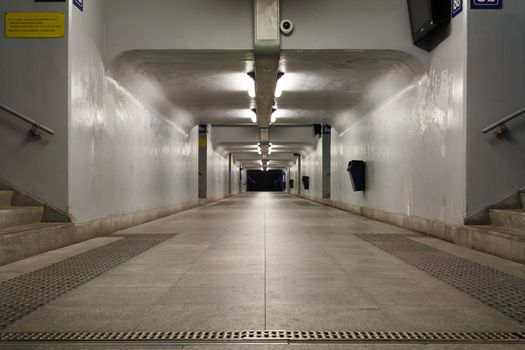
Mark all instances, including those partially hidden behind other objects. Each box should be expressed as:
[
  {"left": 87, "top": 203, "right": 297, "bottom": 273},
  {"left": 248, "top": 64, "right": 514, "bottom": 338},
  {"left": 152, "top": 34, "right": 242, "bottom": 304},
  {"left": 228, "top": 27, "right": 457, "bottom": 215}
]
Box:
[
  {"left": 199, "top": 138, "right": 207, "bottom": 148},
  {"left": 5, "top": 12, "right": 65, "bottom": 38}
]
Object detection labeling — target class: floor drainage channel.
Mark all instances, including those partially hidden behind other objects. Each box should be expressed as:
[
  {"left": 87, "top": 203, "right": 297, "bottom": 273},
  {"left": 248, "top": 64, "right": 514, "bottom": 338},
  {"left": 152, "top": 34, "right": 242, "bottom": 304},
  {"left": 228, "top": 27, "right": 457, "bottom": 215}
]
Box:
[
  {"left": 356, "top": 233, "right": 525, "bottom": 325},
  {"left": 0, "top": 233, "right": 175, "bottom": 330},
  {"left": 0, "top": 331, "right": 524, "bottom": 344}
]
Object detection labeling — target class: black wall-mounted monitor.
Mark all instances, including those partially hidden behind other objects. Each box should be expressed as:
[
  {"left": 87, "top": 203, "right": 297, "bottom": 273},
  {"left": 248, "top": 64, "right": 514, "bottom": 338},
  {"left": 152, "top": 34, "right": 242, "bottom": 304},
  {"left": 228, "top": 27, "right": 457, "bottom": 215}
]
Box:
[{"left": 407, "top": 0, "right": 451, "bottom": 44}]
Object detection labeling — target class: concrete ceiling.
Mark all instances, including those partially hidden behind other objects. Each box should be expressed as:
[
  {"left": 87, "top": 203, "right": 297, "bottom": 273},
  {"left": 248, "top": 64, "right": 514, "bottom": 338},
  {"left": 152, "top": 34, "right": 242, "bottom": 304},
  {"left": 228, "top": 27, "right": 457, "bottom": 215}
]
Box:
[
  {"left": 109, "top": 49, "right": 420, "bottom": 128},
  {"left": 108, "top": 49, "right": 421, "bottom": 168}
]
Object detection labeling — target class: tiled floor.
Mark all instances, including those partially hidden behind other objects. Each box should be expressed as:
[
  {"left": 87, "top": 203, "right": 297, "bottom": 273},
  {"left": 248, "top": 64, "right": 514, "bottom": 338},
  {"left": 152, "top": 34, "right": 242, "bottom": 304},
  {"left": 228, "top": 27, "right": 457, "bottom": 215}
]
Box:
[{"left": 1, "top": 193, "right": 524, "bottom": 349}]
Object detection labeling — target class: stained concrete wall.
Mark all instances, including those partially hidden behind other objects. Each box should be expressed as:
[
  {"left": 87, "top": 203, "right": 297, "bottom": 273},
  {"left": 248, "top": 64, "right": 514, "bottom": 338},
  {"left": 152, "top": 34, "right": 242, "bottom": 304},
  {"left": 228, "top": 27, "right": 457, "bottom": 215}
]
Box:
[
  {"left": 206, "top": 126, "right": 229, "bottom": 201},
  {"left": 466, "top": 1, "right": 525, "bottom": 216},
  {"left": 302, "top": 8, "right": 467, "bottom": 225},
  {"left": 232, "top": 165, "right": 241, "bottom": 195},
  {"left": 301, "top": 137, "right": 323, "bottom": 199},
  {"left": 68, "top": 1, "right": 229, "bottom": 224},
  {"left": 289, "top": 160, "right": 299, "bottom": 195},
  {"left": 0, "top": 0, "right": 69, "bottom": 211}
]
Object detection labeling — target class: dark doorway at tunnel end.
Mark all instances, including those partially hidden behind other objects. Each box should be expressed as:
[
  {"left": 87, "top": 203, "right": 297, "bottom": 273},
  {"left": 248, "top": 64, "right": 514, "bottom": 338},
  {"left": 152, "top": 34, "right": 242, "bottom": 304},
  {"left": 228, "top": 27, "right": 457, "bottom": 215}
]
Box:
[{"left": 247, "top": 170, "right": 286, "bottom": 192}]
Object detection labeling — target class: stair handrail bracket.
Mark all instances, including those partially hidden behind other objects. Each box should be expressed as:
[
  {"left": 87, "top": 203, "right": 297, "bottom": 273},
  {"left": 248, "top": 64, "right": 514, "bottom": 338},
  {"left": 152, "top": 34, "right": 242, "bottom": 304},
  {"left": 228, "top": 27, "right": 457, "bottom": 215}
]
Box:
[
  {"left": 482, "top": 106, "right": 525, "bottom": 139},
  {"left": 0, "top": 102, "right": 55, "bottom": 139}
]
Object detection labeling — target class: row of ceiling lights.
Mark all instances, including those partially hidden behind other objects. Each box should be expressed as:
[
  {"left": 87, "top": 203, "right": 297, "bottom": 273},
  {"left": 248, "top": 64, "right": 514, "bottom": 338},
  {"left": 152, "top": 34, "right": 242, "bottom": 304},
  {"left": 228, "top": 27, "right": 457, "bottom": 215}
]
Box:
[{"left": 247, "top": 72, "right": 285, "bottom": 124}]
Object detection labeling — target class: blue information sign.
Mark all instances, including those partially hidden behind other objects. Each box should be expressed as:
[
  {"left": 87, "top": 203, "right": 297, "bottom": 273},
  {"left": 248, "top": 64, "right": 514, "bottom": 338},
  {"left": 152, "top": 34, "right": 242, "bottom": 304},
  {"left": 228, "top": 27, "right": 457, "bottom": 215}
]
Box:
[
  {"left": 471, "top": 0, "right": 502, "bottom": 9},
  {"left": 73, "top": 0, "right": 83, "bottom": 11},
  {"left": 452, "top": 0, "right": 463, "bottom": 17}
]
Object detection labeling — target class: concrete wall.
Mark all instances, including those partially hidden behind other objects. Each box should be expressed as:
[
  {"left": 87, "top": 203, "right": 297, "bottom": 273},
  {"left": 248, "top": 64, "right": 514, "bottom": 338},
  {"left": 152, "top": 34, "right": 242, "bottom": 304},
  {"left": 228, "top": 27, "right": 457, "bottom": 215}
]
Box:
[
  {"left": 289, "top": 161, "right": 299, "bottom": 195},
  {"left": 206, "top": 126, "right": 229, "bottom": 201},
  {"left": 466, "top": 1, "right": 525, "bottom": 216},
  {"left": 232, "top": 165, "right": 241, "bottom": 195},
  {"left": 0, "top": 0, "right": 69, "bottom": 211},
  {"left": 299, "top": 8, "right": 467, "bottom": 225},
  {"left": 68, "top": 1, "right": 229, "bottom": 224},
  {"left": 301, "top": 137, "right": 323, "bottom": 199}
]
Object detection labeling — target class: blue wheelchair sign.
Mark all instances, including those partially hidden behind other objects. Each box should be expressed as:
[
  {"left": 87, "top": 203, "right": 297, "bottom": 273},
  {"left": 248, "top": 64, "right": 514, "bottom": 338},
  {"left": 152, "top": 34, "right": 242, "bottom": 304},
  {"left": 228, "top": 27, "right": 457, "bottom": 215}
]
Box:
[
  {"left": 73, "top": 0, "right": 83, "bottom": 11},
  {"left": 452, "top": 0, "right": 463, "bottom": 17},
  {"left": 471, "top": 0, "right": 503, "bottom": 9}
]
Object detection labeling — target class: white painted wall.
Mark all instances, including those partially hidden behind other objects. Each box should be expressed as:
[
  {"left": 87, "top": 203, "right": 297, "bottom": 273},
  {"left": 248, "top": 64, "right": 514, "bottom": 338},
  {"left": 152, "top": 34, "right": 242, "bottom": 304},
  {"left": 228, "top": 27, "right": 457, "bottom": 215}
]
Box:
[
  {"left": 206, "top": 126, "right": 229, "bottom": 201},
  {"left": 289, "top": 161, "right": 299, "bottom": 195},
  {"left": 240, "top": 169, "right": 248, "bottom": 193},
  {"left": 301, "top": 137, "right": 323, "bottom": 199},
  {"left": 327, "top": 10, "right": 467, "bottom": 225},
  {"left": 0, "top": 0, "right": 69, "bottom": 211},
  {"left": 68, "top": 1, "right": 229, "bottom": 224},
  {"left": 466, "top": 1, "right": 525, "bottom": 216},
  {"left": 232, "top": 165, "right": 241, "bottom": 195}
]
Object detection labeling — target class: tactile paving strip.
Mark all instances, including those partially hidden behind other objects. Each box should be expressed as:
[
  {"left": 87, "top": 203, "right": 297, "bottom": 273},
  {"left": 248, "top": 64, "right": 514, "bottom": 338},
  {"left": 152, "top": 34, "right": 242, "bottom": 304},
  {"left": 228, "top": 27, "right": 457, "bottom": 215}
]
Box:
[
  {"left": 0, "top": 330, "right": 523, "bottom": 344},
  {"left": 0, "top": 234, "right": 175, "bottom": 330},
  {"left": 356, "top": 233, "right": 525, "bottom": 325}
]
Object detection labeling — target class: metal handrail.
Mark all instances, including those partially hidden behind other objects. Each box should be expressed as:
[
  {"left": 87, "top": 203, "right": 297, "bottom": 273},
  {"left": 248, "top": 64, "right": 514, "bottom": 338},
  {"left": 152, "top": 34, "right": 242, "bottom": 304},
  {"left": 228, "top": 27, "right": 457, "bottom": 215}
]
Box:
[
  {"left": 0, "top": 102, "right": 55, "bottom": 137},
  {"left": 482, "top": 106, "right": 525, "bottom": 138}
]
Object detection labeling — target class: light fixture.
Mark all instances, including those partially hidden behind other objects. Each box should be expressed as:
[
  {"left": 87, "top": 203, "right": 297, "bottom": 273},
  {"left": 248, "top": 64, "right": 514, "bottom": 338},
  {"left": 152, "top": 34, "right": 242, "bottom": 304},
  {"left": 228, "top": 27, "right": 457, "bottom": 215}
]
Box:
[
  {"left": 270, "top": 107, "right": 277, "bottom": 124},
  {"left": 275, "top": 72, "right": 285, "bottom": 98},
  {"left": 247, "top": 72, "right": 256, "bottom": 98}
]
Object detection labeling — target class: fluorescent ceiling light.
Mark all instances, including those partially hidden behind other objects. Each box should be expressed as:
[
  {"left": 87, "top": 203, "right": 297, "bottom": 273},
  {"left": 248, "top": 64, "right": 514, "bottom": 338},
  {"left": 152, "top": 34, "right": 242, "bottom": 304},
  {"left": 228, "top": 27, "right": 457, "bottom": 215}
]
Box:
[
  {"left": 275, "top": 72, "right": 285, "bottom": 98},
  {"left": 275, "top": 82, "right": 283, "bottom": 98},
  {"left": 247, "top": 72, "right": 256, "bottom": 98}
]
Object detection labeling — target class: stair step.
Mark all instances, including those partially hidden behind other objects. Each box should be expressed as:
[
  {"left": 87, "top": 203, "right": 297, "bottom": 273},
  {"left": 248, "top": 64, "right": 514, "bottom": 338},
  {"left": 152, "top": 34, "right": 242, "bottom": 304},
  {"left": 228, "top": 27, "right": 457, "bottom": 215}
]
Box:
[
  {"left": 0, "top": 222, "right": 68, "bottom": 236},
  {"left": 0, "top": 206, "right": 43, "bottom": 229},
  {"left": 489, "top": 208, "right": 525, "bottom": 230},
  {"left": 469, "top": 225, "right": 525, "bottom": 240},
  {"left": 0, "top": 191, "right": 13, "bottom": 206},
  {"left": 0, "top": 222, "right": 75, "bottom": 266}
]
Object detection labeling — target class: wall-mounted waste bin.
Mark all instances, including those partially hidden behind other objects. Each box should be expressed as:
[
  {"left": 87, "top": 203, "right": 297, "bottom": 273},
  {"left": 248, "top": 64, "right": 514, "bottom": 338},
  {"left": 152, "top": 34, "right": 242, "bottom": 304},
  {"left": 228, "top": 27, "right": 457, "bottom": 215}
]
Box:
[
  {"left": 347, "top": 160, "right": 365, "bottom": 192},
  {"left": 289, "top": 179, "right": 294, "bottom": 189},
  {"left": 302, "top": 176, "right": 310, "bottom": 190}
]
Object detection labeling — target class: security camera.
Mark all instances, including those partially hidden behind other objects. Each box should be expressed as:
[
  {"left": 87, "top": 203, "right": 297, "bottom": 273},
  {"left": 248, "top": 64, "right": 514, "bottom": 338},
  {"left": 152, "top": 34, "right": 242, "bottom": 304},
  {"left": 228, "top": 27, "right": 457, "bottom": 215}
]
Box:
[{"left": 280, "top": 19, "right": 294, "bottom": 35}]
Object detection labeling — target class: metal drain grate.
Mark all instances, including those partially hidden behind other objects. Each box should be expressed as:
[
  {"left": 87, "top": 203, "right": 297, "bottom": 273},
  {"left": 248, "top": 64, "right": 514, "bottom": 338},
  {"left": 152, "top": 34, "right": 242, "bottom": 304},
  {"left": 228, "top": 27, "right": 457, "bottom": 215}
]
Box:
[
  {"left": 0, "top": 330, "right": 523, "bottom": 344},
  {"left": 0, "top": 234, "right": 175, "bottom": 330},
  {"left": 356, "top": 233, "right": 525, "bottom": 325}
]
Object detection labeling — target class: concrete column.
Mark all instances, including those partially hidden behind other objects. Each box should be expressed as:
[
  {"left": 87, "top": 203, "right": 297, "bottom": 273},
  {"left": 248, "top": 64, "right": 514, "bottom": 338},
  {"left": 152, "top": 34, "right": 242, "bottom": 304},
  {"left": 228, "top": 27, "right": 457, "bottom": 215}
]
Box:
[
  {"left": 198, "top": 125, "right": 207, "bottom": 199},
  {"left": 287, "top": 166, "right": 291, "bottom": 193},
  {"left": 239, "top": 167, "right": 243, "bottom": 193},
  {"left": 322, "top": 125, "right": 331, "bottom": 199},
  {"left": 228, "top": 153, "right": 232, "bottom": 195},
  {"left": 296, "top": 153, "right": 302, "bottom": 195}
]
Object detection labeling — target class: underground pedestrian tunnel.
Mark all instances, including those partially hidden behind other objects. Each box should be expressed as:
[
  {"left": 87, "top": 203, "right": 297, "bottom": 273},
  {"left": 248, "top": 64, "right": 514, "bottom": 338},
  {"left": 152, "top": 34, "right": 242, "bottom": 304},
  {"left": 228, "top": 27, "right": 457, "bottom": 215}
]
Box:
[{"left": 0, "top": 0, "right": 524, "bottom": 349}]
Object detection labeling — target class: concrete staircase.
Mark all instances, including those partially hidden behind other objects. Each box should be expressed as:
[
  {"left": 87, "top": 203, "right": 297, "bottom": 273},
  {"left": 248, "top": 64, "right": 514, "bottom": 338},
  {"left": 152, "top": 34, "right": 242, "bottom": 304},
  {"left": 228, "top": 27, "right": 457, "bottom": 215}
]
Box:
[
  {"left": 467, "top": 191, "right": 525, "bottom": 263},
  {"left": 489, "top": 192, "right": 525, "bottom": 230},
  {"left": 0, "top": 183, "right": 73, "bottom": 266}
]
